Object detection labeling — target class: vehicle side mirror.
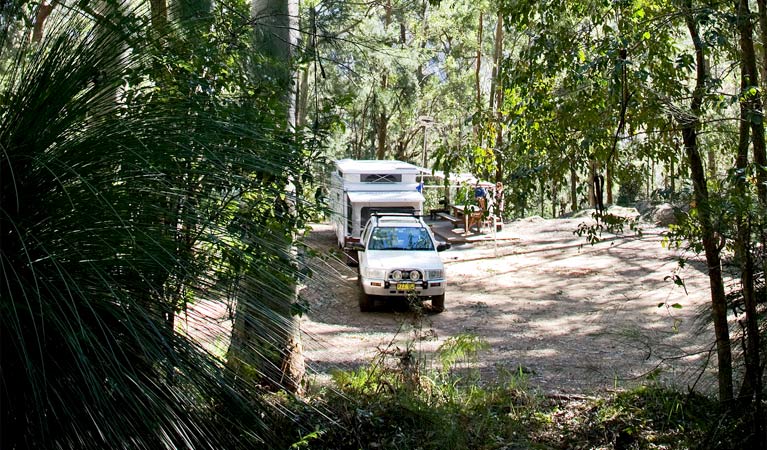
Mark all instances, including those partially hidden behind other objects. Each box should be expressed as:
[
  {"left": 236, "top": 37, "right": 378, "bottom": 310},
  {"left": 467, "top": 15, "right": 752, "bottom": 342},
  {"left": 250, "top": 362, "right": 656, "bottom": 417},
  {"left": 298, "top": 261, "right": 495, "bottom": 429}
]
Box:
[
  {"left": 348, "top": 242, "right": 365, "bottom": 252},
  {"left": 437, "top": 242, "right": 451, "bottom": 252}
]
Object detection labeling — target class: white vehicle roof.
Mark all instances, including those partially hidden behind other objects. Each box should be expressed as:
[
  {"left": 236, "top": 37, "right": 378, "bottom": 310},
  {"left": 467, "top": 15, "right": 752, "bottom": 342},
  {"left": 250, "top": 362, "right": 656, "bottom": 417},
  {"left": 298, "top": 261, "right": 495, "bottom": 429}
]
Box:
[
  {"left": 346, "top": 191, "right": 424, "bottom": 204},
  {"left": 335, "top": 159, "right": 420, "bottom": 174},
  {"left": 368, "top": 214, "right": 426, "bottom": 227}
]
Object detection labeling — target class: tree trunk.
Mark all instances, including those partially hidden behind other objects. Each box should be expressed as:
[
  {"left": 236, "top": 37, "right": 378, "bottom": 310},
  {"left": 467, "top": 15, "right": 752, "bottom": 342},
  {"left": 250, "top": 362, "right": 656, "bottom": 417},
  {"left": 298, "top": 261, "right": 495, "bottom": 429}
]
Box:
[
  {"left": 490, "top": 12, "right": 505, "bottom": 188},
  {"left": 296, "top": 65, "right": 310, "bottom": 128},
  {"left": 588, "top": 160, "right": 597, "bottom": 208},
  {"left": 570, "top": 163, "right": 578, "bottom": 212},
  {"left": 734, "top": 1, "right": 765, "bottom": 442},
  {"left": 231, "top": 0, "right": 304, "bottom": 394},
  {"left": 489, "top": 14, "right": 503, "bottom": 113},
  {"left": 737, "top": 0, "right": 767, "bottom": 204},
  {"left": 149, "top": 0, "right": 168, "bottom": 33},
  {"left": 32, "top": 1, "right": 57, "bottom": 43},
  {"left": 681, "top": 3, "right": 733, "bottom": 402},
  {"left": 707, "top": 147, "right": 717, "bottom": 179},
  {"left": 606, "top": 162, "right": 613, "bottom": 205},
  {"left": 251, "top": 0, "right": 299, "bottom": 128},
  {"left": 757, "top": 0, "right": 767, "bottom": 96},
  {"left": 670, "top": 138, "right": 678, "bottom": 202},
  {"left": 376, "top": 111, "right": 388, "bottom": 159},
  {"left": 475, "top": 11, "right": 483, "bottom": 113},
  {"left": 374, "top": 2, "right": 392, "bottom": 159},
  {"left": 735, "top": 17, "right": 758, "bottom": 399},
  {"left": 551, "top": 179, "right": 558, "bottom": 218}
]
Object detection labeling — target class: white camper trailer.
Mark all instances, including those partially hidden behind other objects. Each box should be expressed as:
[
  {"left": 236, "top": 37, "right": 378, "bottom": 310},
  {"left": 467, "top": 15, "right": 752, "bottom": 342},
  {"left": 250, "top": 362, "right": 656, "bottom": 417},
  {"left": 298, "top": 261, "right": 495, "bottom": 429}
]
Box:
[{"left": 330, "top": 159, "right": 424, "bottom": 248}]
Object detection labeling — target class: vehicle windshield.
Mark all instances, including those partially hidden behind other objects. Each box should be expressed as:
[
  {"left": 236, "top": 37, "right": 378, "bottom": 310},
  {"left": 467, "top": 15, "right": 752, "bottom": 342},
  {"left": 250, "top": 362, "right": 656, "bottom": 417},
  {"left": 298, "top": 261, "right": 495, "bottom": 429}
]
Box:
[{"left": 367, "top": 226, "right": 434, "bottom": 251}]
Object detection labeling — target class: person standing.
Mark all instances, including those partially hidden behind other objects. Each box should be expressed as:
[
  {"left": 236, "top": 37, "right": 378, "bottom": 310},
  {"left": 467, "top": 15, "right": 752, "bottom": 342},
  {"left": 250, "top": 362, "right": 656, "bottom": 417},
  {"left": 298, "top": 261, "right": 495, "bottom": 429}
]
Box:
[{"left": 474, "top": 181, "right": 487, "bottom": 211}]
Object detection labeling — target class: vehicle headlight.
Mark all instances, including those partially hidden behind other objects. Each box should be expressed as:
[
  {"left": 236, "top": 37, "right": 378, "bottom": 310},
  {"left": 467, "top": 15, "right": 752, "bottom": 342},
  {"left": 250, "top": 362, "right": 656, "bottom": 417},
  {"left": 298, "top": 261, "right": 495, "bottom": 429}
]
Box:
[
  {"left": 409, "top": 270, "right": 420, "bottom": 281},
  {"left": 364, "top": 268, "right": 387, "bottom": 279},
  {"left": 391, "top": 270, "right": 402, "bottom": 280},
  {"left": 426, "top": 269, "right": 443, "bottom": 280}
]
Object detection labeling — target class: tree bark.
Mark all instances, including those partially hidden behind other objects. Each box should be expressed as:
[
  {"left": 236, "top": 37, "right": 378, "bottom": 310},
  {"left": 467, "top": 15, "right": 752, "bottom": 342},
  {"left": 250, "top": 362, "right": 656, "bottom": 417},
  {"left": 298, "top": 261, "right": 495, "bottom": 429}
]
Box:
[
  {"left": 681, "top": 3, "right": 733, "bottom": 402},
  {"left": 570, "top": 163, "right": 578, "bottom": 212},
  {"left": 736, "top": 0, "right": 767, "bottom": 204},
  {"left": 374, "top": 1, "right": 393, "bottom": 159},
  {"left": 606, "top": 163, "right": 613, "bottom": 205},
  {"left": 251, "top": 0, "right": 299, "bottom": 128},
  {"left": 230, "top": 0, "right": 304, "bottom": 394},
  {"left": 296, "top": 66, "right": 310, "bottom": 128},
  {"left": 32, "top": 1, "right": 57, "bottom": 43},
  {"left": 376, "top": 111, "right": 388, "bottom": 159},
  {"left": 757, "top": 0, "right": 767, "bottom": 97},
  {"left": 490, "top": 12, "right": 505, "bottom": 186},
  {"left": 149, "top": 0, "right": 168, "bottom": 33},
  {"left": 551, "top": 179, "right": 558, "bottom": 217},
  {"left": 707, "top": 147, "right": 717, "bottom": 179},
  {"left": 734, "top": 1, "right": 765, "bottom": 442},
  {"left": 588, "top": 159, "right": 597, "bottom": 208},
  {"left": 475, "top": 11, "right": 483, "bottom": 113},
  {"left": 489, "top": 14, "right": 503, "bottom": 113}
]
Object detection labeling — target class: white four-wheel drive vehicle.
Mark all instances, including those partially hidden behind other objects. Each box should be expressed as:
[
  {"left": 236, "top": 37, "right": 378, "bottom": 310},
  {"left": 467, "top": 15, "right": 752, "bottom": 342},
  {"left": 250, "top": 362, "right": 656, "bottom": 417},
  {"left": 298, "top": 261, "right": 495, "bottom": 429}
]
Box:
[{"left": 351, "top": 213, "right": 450, "bottom": 312}]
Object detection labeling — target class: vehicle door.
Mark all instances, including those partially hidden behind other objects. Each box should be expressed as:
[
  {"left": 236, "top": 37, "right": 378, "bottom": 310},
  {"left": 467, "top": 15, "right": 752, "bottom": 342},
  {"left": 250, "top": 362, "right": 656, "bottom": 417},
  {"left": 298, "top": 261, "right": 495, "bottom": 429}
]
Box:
[{"left": 358, "top": 220, "right": 374, "bottom": 272}]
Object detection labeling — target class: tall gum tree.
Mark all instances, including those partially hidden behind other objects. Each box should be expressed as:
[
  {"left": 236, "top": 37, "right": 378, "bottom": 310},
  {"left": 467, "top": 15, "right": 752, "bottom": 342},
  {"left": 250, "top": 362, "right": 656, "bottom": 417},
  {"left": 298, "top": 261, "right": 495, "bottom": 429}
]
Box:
[
  {"left": 678, "top": 0, "right": 733, "bottom": 402},
  {"left": 226, "top": 0, "right": 305, "bottom": 394}
]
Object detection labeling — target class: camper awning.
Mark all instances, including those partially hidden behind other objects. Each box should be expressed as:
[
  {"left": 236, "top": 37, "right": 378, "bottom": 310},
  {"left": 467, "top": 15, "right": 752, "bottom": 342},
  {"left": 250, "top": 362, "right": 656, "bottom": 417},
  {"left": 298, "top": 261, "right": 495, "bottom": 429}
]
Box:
[{"left": 347, "top": 191, "right": 424, "bottom": 204}]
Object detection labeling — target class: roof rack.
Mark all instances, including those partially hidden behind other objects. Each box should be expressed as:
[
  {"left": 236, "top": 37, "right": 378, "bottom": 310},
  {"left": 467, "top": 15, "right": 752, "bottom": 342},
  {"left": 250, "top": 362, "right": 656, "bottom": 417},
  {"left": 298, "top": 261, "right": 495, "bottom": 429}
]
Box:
[{"left": 369, "top": 209, "right": 421, "bottom": 218}]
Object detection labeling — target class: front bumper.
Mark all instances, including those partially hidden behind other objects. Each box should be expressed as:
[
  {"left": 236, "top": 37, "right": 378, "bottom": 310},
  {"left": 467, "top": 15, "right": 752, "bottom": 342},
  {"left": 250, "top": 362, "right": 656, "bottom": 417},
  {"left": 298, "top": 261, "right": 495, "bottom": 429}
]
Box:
[{"left": 360, "top": 277, "right": 446, "bottom": 297}]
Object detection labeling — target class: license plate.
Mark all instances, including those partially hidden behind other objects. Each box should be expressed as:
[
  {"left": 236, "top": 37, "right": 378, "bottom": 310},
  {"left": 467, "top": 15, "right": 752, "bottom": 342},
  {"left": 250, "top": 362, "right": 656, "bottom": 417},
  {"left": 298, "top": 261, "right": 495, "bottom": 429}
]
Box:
[{"left": 396, "top": 282, "right": 415, "bottom": 291}]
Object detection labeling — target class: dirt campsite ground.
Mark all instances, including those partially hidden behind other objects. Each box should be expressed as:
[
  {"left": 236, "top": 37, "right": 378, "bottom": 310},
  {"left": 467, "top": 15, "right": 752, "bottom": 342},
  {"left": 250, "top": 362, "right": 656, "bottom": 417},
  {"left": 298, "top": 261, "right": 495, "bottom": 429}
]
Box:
[{"left": 298, "top": 213, "right": 721, "bottom": 395}]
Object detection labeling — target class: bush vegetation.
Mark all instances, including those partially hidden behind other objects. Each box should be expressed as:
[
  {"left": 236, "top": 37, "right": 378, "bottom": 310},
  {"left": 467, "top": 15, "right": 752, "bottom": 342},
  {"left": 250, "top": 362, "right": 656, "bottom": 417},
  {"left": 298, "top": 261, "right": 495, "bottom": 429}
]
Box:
[{"left": 270, "top": 314, "right": 756, "bottom": 450}]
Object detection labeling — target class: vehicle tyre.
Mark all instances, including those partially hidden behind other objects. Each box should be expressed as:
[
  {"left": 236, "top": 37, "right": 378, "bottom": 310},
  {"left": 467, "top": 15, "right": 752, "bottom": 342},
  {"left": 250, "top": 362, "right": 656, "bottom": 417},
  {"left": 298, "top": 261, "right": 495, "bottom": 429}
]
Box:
[
  {"left": 431, "top": 294, "right": 445, "bottom": 313},
  {"left": 358, "top": 279, "right": 373, "bottom": 312}
]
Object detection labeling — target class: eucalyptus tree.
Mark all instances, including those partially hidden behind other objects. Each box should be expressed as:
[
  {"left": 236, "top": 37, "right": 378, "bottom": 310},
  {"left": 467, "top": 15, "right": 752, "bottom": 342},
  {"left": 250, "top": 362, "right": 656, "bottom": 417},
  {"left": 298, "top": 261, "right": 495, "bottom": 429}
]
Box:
[
  {"left": 1, "top": 1, "right": 315, "bottom": 448},
  {"left": 309, "top": 0, "right": 493, "bottom": 169},
  {"left": 495, "top": 0, "right": 766, "bottom": 419},
  {"left": 223, "top": 0, "right": 307, "bottom": 394},
  {"left": 496, "top": 0, "right": 688, "bottom": 216},
  {"left": 731, "top": 0, "right": 765, "bottom": 437}
]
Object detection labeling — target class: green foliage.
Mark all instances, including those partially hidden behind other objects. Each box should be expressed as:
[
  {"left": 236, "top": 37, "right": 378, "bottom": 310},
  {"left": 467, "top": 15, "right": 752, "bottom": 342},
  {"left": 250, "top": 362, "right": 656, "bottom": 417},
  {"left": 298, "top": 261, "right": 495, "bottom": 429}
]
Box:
[
  {"left": 276, "top": 329, "right": 542, "bottom": 450},
  {"left": 436, "top": 333, "right": 490, "bottom": 379},
  {"left": 574, "top": 211, "right": 641, "bottom": 245},
  {"left": 544, "top": 386, "right": 724, "bottom": 449},
  {"left": 616, "top": 164, "right": 644, "bottom": 206},
  {"left": 1, "top": 2, "right": 316, "bottom": 449},
  {"left": 270, "top": 335, "right": 739, "bottom": 450},
  {"left": 665, "top": 164, "right": 767, "bottom": 258}
]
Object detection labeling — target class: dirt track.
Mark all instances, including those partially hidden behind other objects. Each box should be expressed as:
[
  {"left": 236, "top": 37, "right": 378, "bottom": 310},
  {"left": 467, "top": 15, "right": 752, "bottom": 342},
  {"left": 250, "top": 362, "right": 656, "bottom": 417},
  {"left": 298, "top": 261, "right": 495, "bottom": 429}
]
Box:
[{"left": 299, "top": 217, "right": 719, "bottom": 395}]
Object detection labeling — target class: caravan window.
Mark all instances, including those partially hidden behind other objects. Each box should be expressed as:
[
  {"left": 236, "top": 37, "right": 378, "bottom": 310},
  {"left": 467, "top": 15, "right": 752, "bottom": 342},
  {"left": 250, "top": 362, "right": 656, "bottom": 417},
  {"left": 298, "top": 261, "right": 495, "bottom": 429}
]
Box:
[
  {"left": 361, "top": 207, "right": 414, "bottom": 228},
  {"left": 361, "top": 174, "right": 402, "bottom": 183}
]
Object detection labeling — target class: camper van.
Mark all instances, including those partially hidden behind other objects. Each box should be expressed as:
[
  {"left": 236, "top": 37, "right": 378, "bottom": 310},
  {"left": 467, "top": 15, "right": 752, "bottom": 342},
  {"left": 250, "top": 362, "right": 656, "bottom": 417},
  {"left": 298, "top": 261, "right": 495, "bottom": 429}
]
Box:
[{"left": 330, "top": 159, "right": 424, "bottom": 249}]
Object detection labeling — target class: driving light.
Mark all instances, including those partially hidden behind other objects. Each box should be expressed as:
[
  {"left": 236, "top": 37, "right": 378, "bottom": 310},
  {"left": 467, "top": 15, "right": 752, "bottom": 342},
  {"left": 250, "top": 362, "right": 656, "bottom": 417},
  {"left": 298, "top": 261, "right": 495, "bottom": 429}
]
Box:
[
  {"left": 409, "top": 270, "right": 420, "bottom": 281},
  {"left": 391, "top": 270, "right": 402, "bottom": 280}
]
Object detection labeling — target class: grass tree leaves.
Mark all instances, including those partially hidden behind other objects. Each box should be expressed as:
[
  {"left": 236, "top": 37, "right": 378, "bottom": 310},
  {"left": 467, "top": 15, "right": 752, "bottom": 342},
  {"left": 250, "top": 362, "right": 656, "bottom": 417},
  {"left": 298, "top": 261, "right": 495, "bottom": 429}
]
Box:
[{"left": 1, "top": 2, "right": 315, "bottom": 449}]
